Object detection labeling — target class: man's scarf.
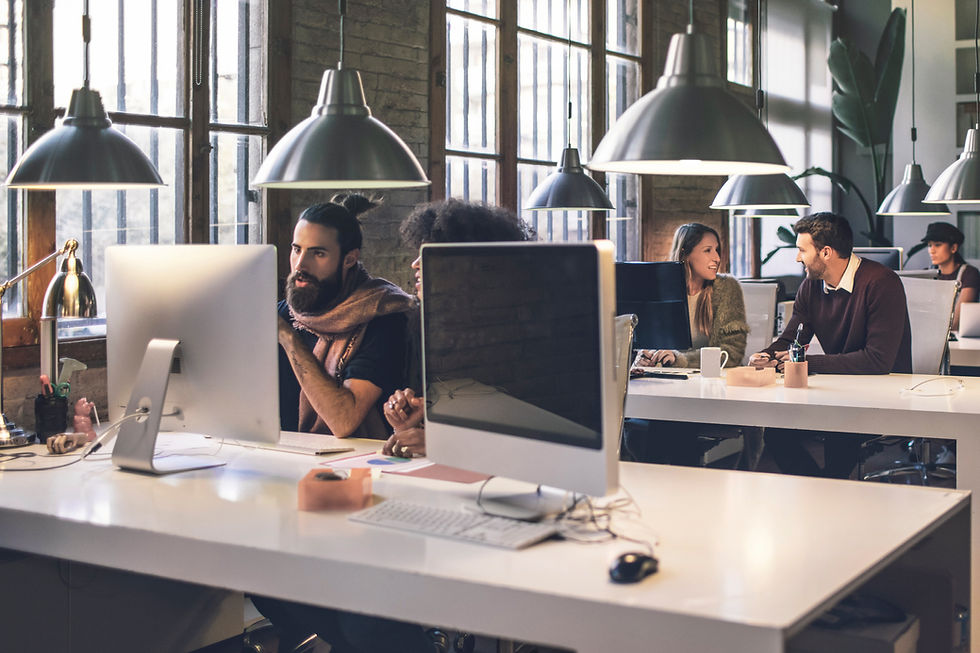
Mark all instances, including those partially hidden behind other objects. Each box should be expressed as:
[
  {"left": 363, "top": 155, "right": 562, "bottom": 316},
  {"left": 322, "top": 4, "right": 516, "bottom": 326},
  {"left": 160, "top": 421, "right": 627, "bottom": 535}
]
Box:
[{"left": 291, "top": 262, "right": 414, "bottom": 436}]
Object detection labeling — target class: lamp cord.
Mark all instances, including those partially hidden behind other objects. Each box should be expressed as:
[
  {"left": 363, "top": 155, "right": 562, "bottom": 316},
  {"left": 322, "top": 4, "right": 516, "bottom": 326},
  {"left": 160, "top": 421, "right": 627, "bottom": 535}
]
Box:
[
  {"left": 338, "top": 0, "right": 347, "bottom": 68},
  {"left": 689, "top": 0, "right": 694, "bottom": 27},
  {"left": 81, "top": 0, "right": 90, "bottom": 88},
  {"left": 975, "top": 0, "right": 979, "bottom": 128},
  {"left": 566, "top": 0, "right": 572, "bottom": 147},
  {"left": 910, "top": 0, "right": 917, "bottom": 163},
  {"left": 755, "top": 0, "right": 764, "bottom": 121}
]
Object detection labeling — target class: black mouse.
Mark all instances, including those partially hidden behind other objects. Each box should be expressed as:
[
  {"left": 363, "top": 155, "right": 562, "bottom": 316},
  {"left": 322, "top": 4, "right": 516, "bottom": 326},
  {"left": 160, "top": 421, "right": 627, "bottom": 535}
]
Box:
[{"left": 609, "top": 552, "right": 659, "bottom": 583}]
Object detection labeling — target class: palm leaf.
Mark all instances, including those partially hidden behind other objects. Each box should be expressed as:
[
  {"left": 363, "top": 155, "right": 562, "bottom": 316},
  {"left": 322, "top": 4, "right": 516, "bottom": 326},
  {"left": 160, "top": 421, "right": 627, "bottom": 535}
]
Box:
[{"left": 873, "top": 8, "right": 906, "bottom": 144}]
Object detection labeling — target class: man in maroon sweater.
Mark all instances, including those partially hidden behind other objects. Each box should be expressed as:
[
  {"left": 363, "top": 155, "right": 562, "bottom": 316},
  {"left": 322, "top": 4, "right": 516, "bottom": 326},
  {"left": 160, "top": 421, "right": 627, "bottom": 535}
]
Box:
[{"left": 749, "top": 212, "right": 912, "bottom": 478}]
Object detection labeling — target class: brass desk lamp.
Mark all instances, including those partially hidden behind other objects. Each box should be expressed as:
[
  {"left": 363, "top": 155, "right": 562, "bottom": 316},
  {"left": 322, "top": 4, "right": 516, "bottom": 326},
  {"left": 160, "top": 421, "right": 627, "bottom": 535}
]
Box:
[{"left": 0, "top": 239, "right": 97, "bottom": 445}]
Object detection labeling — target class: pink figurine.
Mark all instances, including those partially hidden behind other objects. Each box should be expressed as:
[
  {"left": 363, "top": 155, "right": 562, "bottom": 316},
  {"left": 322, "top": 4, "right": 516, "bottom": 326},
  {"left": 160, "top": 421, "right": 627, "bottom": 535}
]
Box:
[{"left": 72, "top": 397, "right": 97, "bottom": 442}]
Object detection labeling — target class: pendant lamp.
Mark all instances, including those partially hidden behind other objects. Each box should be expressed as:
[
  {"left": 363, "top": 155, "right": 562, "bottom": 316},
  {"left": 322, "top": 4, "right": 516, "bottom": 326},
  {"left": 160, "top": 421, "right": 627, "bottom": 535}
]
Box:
[
  {"left": 588, "top": 0, "right": 788, "bottom": 176},
  {"left": 711, "top": 0, "right": 808, "bottom": 211},
  {"left": 5, "top": 0, "right": 163, "bottom": 189},
  {"left": 253, "top": 1, "right": 429, "bottom": 189},
  {"left": 526, "top": 2, "right": 613, "bottom": 212},
  {"left": 879, "top": 0, "right": 948, "bottom": 215},
  {"left": 732, "top": 208, "right": 799, "bottom": 219},
  {"left": 924, "top": 0, "right": 980, "bottom": 204}
]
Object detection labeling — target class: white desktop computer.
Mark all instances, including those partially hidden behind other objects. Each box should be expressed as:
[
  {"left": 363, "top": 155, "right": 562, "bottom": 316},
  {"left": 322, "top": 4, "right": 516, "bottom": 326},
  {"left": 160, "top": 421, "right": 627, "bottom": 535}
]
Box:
[
  {"left": 106, "top": 245, "right": 280, "bottom": 474},
  {"left": 421, "top": 241, "right": 620, "bottom": 509}
]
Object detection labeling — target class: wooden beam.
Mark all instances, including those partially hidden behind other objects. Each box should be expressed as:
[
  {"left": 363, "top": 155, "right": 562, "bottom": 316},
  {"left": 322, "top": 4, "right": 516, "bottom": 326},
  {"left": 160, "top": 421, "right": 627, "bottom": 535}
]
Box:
[
  {"left": 498, "top": 1, "right": 518, "bottom": 210},
  {"left": 266, "top": 0, "right": 293, "bottom": 280},
  {"left": 428, "top": 0, "right": 447, "bottom": 203}
]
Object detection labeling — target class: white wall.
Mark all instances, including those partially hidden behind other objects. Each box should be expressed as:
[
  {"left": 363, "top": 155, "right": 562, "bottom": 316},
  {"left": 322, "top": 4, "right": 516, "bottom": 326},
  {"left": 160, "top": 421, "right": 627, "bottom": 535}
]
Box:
[{"left": 891, "top": 0, "right": 973, "bottom": 269}]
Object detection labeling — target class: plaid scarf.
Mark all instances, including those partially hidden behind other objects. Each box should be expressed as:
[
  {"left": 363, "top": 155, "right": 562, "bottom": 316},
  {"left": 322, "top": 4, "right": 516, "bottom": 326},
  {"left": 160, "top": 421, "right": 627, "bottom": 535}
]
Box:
[{"left": 291, "top": 262, "right": 414, "bottom": 435}]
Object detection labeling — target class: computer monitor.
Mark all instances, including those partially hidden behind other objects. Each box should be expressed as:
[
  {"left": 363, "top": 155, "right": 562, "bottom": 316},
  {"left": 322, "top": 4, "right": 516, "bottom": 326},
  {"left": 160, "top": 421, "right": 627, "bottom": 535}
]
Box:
[
  {"left": 421, "top": 241, "right": 620, "bottom": 507},
  {"left": 853, "top": 247, "right": 904, "bottom": 270},
  {"left": 106, "top": 245, "right": 280, "bottom": 474},
  {"left": 615, "top": 261, "right": 692, "bottom": 351}
]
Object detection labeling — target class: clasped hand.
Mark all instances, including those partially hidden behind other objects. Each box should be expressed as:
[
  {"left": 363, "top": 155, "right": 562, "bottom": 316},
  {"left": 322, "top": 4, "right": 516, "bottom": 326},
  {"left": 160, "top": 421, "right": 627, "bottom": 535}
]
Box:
[
  {"left": 382, "top": 388, "right": 425, "bottom": 457},
  {"left": 748, "top": 350, "right": 789, "bottom": 373},
  {"left": 633, "top": 349, "right": 677, "bottom": 368}
]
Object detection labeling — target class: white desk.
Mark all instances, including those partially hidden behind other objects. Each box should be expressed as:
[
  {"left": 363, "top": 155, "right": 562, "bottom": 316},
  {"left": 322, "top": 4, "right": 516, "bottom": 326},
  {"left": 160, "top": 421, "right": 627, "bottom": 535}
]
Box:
[
  {"left": 0, "top": 434, "right": 968, "bottom": 652},
  {"left": 627, "top": 371, "right": 980, "bottom": 649},
  {"left": 950, "top": 334, "right": 980, "bottom": 368}
]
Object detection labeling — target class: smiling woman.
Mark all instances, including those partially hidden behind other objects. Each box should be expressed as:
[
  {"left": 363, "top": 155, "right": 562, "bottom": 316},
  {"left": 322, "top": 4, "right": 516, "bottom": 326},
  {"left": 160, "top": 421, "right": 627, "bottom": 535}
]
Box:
[{"left": 635, "top": 223, "right": 749, "bottom": 370}]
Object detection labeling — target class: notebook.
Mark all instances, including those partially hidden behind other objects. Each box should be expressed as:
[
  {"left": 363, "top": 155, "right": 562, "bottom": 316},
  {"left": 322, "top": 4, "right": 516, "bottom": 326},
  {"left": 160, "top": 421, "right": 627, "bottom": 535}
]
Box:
[{"left": 258, "top": 431, "right": 356, "bottom": 456}]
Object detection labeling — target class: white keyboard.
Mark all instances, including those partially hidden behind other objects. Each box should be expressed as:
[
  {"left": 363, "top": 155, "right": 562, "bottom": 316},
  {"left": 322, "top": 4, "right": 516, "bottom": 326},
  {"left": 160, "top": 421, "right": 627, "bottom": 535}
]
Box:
[{"left": 349, "top": 499, "right": 559, "bottom": 550}]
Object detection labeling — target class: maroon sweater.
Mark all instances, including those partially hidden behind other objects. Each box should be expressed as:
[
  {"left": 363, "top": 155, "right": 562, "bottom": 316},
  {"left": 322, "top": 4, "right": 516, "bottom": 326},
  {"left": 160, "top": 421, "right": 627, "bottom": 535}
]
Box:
[{"left": 763, "top": 259, "right": 912, "bottom": 374}]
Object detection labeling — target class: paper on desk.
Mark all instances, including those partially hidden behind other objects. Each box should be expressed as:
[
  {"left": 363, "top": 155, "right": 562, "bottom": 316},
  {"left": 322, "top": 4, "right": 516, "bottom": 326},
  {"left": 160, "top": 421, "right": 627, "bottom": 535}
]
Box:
[
  {"left": 321, "top": 452, "right": 490, "bottom": 483},
  {"left": 323, "top": 451, "right": 433, "bottom": 473}
]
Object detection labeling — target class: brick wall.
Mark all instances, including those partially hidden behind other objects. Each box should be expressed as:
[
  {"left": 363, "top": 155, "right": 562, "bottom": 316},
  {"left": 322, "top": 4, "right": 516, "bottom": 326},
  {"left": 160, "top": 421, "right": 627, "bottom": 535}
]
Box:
[
  {"left": 288, "top": 0, "right": 431, "bottom": 292},
  {"left": 642, "top": 0, "right": 736, "bottom": 270}
]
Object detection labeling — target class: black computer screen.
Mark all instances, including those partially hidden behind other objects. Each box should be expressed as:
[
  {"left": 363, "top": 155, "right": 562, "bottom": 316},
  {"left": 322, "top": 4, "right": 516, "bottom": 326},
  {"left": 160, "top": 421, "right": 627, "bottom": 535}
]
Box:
[
  {"left": 852, "top": 247, "right": 903, "bottom": 270},
  {"left": 422, "top": 243, "right": 604, "bottom": 450},
  {"left": 615, "top": 261, "right": 692, "bottom": 351}
]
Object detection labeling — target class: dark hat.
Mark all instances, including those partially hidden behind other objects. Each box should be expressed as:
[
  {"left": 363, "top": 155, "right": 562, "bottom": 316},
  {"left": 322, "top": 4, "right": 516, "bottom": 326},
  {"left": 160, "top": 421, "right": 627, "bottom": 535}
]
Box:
[{"left": 922, "top": 222, "right": 964, "bottom": 245}]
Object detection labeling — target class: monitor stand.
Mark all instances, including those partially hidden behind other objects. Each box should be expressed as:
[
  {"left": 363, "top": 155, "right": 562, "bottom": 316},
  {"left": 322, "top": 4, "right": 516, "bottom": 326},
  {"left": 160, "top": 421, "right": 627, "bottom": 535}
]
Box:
[
  {"left": 476, "top": 480, "right": 572, "bottom": 521},
  {"left": 112, "top": 338, "right": 226, "bottom": 475}
]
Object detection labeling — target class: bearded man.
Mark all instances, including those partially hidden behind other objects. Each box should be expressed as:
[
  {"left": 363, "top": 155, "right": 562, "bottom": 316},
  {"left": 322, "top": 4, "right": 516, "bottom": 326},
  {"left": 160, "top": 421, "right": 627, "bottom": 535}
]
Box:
[{"left": 277, "top": 195, "right": 414, "bottom": 437}]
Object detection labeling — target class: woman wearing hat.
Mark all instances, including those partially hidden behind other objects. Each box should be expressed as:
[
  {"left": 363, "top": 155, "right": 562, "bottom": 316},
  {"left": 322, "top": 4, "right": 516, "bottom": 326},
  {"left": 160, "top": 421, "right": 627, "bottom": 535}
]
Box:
[{"left": 922, "top": 221, "right": 980, "bottom": 330}]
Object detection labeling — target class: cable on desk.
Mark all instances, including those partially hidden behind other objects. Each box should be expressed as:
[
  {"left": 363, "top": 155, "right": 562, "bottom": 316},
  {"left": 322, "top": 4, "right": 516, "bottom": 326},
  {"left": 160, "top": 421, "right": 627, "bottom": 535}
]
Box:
[{"left": 901, "top": 376, "right": 965, "bottom": 397}]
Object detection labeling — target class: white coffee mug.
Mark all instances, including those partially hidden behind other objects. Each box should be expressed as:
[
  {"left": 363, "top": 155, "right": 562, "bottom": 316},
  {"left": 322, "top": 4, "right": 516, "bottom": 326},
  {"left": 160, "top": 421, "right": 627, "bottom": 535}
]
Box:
[{"left": 701, "top": 347, "right": 729, "bottom": 378}]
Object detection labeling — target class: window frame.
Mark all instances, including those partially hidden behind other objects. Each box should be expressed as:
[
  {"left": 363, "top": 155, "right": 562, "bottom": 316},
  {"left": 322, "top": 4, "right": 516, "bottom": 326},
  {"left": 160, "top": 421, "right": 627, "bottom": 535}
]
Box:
[
  {"left": 431, "top": 0, "right": 645, "bottom": 244},
  {"left": 2, "top": 0, "right": 289, "bottom": 357}
]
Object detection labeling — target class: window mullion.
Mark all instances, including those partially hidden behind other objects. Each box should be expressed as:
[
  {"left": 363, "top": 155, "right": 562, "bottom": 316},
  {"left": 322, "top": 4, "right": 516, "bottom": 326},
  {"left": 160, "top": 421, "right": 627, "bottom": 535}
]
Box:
[
  {"left": 8, "top": 0, "right": 56, "bottom": 347},
  {"left": 188, "top": 0, "right": 211, "bottom": 244},
  {"left": 428, "top": 0, "right": 447, "bottom": 201},
  {"left": 590, "top": 0, "right": 606, "bottom": 241},
  {"left": 498, "top": 0, "right": 517, "bottom": 211}
]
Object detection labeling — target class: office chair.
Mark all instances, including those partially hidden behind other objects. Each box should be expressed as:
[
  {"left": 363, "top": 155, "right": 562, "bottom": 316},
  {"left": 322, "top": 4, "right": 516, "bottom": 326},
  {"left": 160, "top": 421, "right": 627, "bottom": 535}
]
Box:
[{"left": 861, "top": 278, "right": 959, "bottom": 484}]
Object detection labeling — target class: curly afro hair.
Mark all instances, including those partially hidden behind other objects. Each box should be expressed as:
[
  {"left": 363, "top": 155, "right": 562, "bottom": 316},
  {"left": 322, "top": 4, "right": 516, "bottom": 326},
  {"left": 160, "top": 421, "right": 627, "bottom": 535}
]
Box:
[{"left": 399, "top": 198, "right": 535, "bottom": 248}]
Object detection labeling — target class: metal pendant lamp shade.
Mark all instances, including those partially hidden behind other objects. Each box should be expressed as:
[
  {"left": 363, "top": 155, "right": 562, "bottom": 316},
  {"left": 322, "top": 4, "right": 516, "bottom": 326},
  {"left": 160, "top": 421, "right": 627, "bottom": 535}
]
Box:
[
  {"left": 733, "top": 207, "right": 799, "bottom": 218},
  {"left": 878, "top": 163, "right": 949, "bottom": 215},
  {"left": 710, "top": 173, "right": 809, "bottom": 210},
  {"left": 589, "top": 28, "right": 789, "bottom": 176},
  {"left": 526, "top": 147, "right": 614, "bottom": 211},
  {"left": 253, "top": 67, "right": 429, "bottom": 189},
  {"left": 923, "top": 127, "right": 980, "bottom": 204},
  {"left": 5, "top": 87, "right": 164, "bottom": 189}
]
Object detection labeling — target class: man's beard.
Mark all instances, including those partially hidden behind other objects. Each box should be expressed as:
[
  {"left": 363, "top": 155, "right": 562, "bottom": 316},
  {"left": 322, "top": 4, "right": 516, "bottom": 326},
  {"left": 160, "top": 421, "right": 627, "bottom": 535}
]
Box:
[
  {"left": 804, "top": 258, "right": 826, "bottom": 281},
  {"left": 286, "top": 271, "right": 342, "bottom": 314}
]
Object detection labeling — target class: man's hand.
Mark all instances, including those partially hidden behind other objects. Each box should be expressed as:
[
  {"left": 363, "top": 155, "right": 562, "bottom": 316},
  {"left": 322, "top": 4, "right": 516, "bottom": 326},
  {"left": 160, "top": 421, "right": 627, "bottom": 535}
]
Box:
[
  {"left": 383, "top": 427, "right": 426, "bottom": 458},
  {"left": 383, "top": 388, "right": 424, "bottom": 431},
  {"left": 633, "top": 349, "right": 677, "bottom": 368},
  {"left": 749, "top": 350, "right": 789, "bottom": 372}
]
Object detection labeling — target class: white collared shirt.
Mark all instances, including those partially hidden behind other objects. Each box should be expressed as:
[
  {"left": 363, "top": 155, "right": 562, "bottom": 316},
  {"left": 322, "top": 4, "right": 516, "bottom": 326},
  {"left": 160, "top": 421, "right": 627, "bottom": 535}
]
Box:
[{"left": 823, "top": 253, "right": 862, "bottom": 294}]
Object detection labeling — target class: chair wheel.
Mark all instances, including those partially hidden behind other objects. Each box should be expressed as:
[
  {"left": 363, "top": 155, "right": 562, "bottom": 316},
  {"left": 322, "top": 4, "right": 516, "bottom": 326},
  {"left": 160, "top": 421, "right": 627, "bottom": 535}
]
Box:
[{"left": 454, "top": 632, "right": 476, "bottom": 653}]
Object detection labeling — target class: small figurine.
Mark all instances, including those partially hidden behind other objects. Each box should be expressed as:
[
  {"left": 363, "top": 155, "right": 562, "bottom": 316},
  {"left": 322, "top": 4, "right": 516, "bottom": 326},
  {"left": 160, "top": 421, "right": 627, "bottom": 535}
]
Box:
[
  {"left": 46, "top": 432, "right": 89, "bottom": 454},
  {"left": 72, "top": 397, "right": 98, "bottom": 443}
]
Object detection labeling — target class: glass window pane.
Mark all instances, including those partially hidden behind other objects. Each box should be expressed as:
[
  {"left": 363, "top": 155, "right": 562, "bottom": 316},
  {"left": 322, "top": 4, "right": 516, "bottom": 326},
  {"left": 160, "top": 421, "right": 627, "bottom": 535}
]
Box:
[
  {"left": 210, "top": 132, "right": 265, "bottom": 244},
  {"left": 211, "top": 0, "right": 266, "bottom": 125},
  {"left": 606, "top": 0, "right": 638, "bottom": 55},
  {"left": 605, "top": 173, "right": 638, "bottom": 261},
  {"left": 607, "top": 55, "right": 639, "bottom": 126},
  {"left": 0, "top": 114, "right": 23, "bottom": 318},
  {"left": 518, "top": 0, "right": 588, "bottom": 42},
  {"left": 0, "top": 0, "right": 23, "bottom": 105},
  {"left": 446, "top": 14, "right": 497, "bottom": 154},
  {"left": 727, "top": 0, "right": 752, "bottom": 86},
  {"left": 447, "top": 155, "right": 497, "bottom": 203},
  {"left": 518, "top": 36, "right": 589, "bottom": 161},
  {"left": 447, "top": 0, "right": 496, "bottom": 19},
  {"left": 53, "top": 0, "right": 185, "bottom": 118},
  {"left": 518, "top": 163, "right": 590, "bottom": 243},
  {"left": 56, "top": 126, "right": 183, "bottom": 317}
]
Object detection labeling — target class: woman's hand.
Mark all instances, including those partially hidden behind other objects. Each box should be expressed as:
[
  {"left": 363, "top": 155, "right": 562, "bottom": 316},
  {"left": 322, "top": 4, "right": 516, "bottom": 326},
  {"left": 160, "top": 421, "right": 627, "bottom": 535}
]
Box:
[
  {"left": 383, "top": 388, "right": 424, "bottom": 431},
  {"left": 633, "top": 349, "right": 677, "bottom": 368},
  {"left": 383, "top": 427, "right": 426, "bottom": 458}
]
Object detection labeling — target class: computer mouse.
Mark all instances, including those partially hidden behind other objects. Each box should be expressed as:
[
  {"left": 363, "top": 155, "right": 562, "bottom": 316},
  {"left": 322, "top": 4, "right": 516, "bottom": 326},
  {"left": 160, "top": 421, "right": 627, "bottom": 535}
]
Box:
[{"left": 609, "top": 552, "right": 658, "bottom": 583}]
